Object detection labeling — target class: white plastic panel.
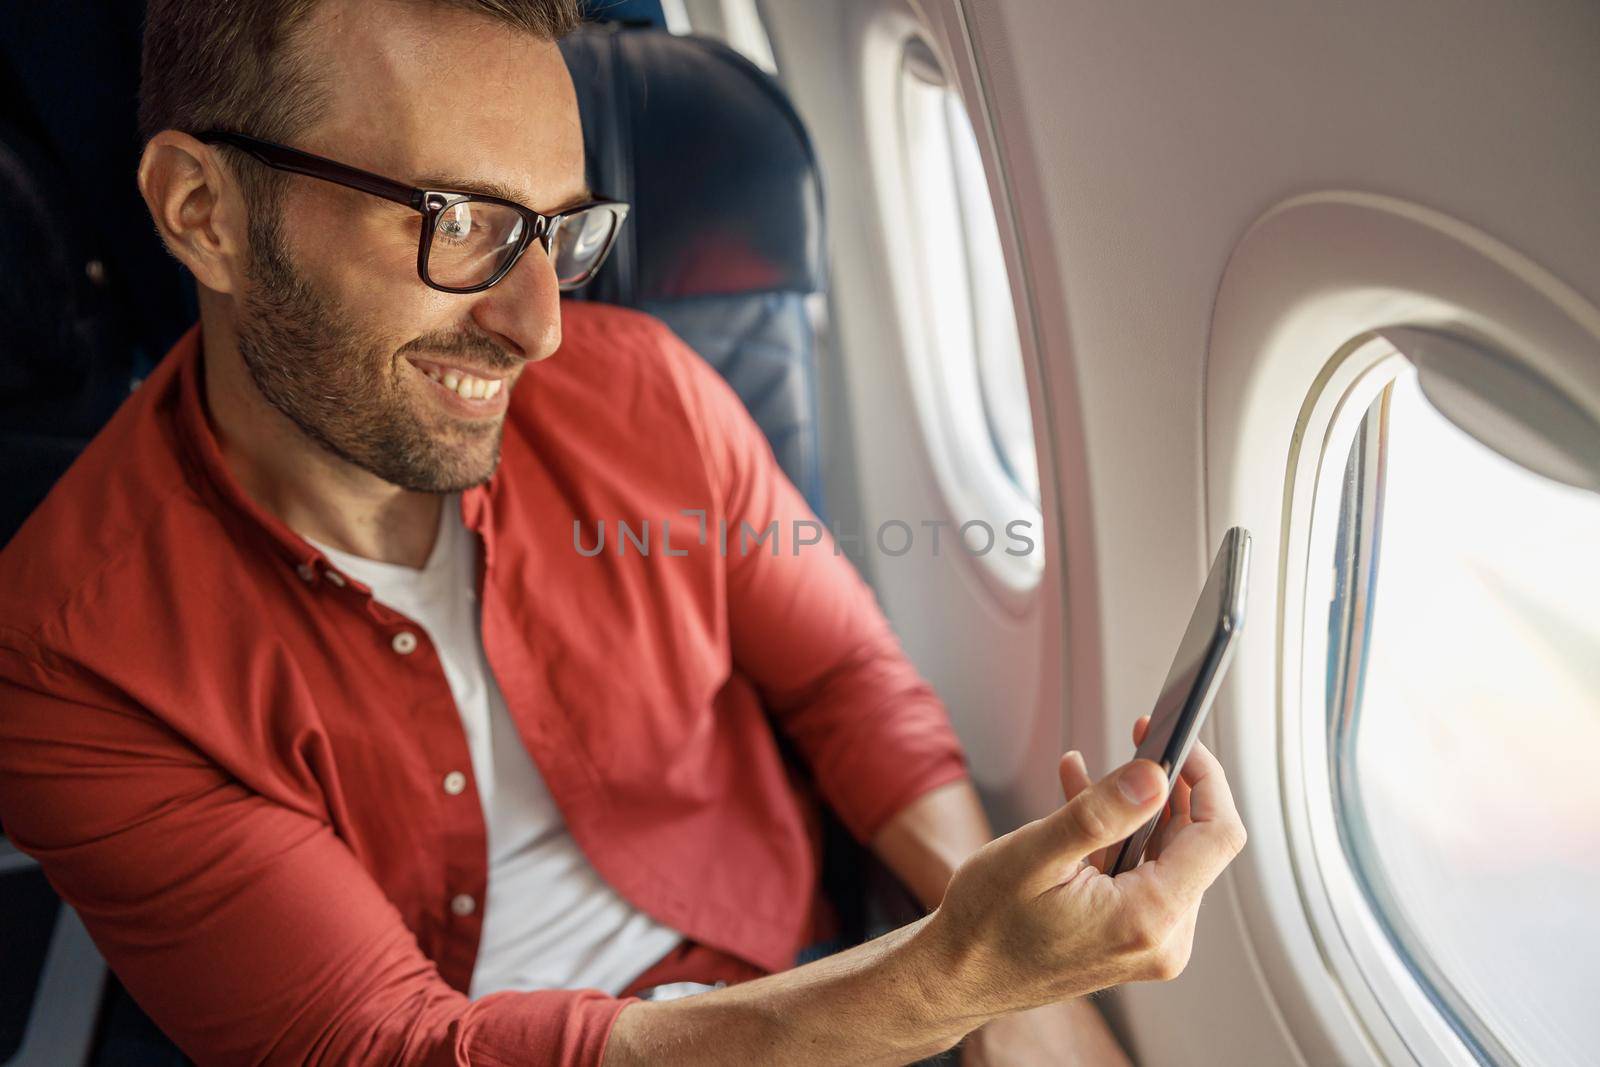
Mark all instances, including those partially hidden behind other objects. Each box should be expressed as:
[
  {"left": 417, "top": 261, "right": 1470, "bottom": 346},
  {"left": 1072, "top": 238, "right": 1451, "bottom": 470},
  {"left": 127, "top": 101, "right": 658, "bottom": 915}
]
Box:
[
  {"left": 762, "top": 0, "right": 1600, "bottom": 1062},
  {"left": 759, "top": 1, "right": 1068, "bottom": 826}
]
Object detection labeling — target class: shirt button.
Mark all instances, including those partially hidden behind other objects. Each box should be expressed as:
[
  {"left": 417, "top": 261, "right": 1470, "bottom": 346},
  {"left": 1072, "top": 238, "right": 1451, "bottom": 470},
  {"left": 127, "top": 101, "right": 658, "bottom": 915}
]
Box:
[
  {"left": 324, "top": 569, "right": 347, "bottom": 587},
  {"left": 450, "top": 893, "right": 476, "bottom": 917},
  {"left": 442, "top": 771, "right": 467, "bottom": 795},
  {"left": 391, "top": 630, "right": 418, "bottom": 655},
  {"left": 296, "top": 562, "right": 315, "bottom": 582}
]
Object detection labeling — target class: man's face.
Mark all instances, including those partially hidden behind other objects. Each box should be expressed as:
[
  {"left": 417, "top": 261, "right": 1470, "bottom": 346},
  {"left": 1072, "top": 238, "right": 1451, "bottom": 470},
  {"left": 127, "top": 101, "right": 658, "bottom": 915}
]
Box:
[{"left": 234, "top": 0, "right": 586, "bottom": 493}]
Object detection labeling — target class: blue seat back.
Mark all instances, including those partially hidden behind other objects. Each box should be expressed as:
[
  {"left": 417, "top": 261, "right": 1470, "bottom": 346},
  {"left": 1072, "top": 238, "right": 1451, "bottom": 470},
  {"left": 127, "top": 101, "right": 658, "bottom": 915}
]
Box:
[{"left": 561, "top": 25, "right": 829, "bottom": 515}]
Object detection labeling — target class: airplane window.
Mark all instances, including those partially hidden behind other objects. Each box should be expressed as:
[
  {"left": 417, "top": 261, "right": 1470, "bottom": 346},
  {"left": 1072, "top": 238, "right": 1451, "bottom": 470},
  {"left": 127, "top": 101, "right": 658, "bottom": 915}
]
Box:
[
  {"left": 899, "top": 47, "right": 1042, "bottom": 527},
  {"left": 1323, "top": 363, "right": 1600, "bottom": 1065}
]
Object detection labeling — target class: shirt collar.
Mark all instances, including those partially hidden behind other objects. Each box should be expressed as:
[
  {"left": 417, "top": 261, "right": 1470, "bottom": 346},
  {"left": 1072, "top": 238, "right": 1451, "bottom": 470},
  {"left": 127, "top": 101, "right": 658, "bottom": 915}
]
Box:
[{"left": 171, "top": 321, "right": 500, "bottom": 581}]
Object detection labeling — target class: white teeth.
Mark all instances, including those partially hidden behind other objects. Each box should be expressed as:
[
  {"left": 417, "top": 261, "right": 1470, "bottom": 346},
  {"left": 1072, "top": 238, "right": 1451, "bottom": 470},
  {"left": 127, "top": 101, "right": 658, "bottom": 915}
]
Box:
[{"left": 417, "top": 361, "right": 501, "bottom": 402}]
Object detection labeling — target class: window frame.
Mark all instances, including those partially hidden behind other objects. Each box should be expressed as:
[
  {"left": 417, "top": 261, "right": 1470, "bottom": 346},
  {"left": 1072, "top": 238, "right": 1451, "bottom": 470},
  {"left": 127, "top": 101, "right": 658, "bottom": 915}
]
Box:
[
  {"left": 1284, "top": 328, "right": 1595, "bottom": 1066},
  {"left": 1303, "top": 333, "right": 1600, "bottom": 1066},
  {"left": 1286, "top": 338, "right": 1491, "bottom": 1066},
  {"left": 889, "top": 34, "right": 1045, "bottom": 599},
  {"left": 1197, "top": 187, "right": 1600, "bottom": 1067}
]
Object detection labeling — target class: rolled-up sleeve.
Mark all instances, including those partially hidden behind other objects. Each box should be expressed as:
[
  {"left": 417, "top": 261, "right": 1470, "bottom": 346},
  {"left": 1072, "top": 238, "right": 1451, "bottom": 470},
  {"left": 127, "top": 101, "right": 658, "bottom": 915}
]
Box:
[
  {"left": 665, "top": 329, "right": 971, "bottom": 844},
  {"left": 0, "top": 644, "right": 632, "bottom": 1067}
]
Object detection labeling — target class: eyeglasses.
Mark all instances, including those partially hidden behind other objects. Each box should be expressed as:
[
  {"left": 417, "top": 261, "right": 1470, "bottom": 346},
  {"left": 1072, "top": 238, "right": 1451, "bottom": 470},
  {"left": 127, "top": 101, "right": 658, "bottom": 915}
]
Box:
[{"left": 193, "top": 130, "right": 629, "bottom": 295}]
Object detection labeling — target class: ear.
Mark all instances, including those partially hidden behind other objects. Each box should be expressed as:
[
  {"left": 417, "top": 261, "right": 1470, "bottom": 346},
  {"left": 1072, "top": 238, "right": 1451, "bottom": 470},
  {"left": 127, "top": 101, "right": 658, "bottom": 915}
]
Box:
[{"left": 137, "top": 130, "right": 251, "bottom": 295}]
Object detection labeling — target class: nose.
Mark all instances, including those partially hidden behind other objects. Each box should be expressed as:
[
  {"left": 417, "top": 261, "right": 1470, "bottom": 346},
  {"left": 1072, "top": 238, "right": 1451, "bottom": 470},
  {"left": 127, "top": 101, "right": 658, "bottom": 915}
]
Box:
[{"left": 467, "top": 240, "right": 564, "bottom": 364}]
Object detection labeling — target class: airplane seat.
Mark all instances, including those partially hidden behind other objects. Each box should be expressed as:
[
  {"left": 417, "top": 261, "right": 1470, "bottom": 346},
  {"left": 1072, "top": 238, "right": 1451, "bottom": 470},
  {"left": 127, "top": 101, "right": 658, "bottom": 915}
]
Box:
[
  {"left": 560, "top": 24, "right": 829, "bottom": 517},
  {"left": 0, "top": 120, "right": 133, "bottom": 553},
  {"left": 0, "top": 3, "right": 199, "bottom": 552}
]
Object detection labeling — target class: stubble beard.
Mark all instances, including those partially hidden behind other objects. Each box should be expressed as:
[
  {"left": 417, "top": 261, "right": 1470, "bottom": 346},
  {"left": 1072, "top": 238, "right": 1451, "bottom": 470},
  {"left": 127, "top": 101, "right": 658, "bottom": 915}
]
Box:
[{"left": 233, "top": 206, "right": 508, "bottom": 494}]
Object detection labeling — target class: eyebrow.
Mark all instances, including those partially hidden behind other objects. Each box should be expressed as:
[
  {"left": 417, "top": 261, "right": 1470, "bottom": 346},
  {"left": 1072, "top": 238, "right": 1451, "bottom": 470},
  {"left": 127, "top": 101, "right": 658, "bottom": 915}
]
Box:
[{"left": 409, "top": 171, "right": 595, "bottom": 213}]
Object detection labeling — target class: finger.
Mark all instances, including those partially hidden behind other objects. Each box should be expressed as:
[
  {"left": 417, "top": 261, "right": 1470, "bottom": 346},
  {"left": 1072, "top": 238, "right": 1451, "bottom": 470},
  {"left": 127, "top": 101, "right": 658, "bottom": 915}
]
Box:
[
  {"left": 1132, "top": 754, "right": 1247, "bottom": 906},
  {"left": 1017, "top": 759, "right": 1170, "bottom": 883},
  {"left": 1169, "top": 738, "right": 1238, "bottom": 827},
  {"left": 1140, "top": 814, "right": 1244, "bottom": 909},
  {"left": 1148, "top": 774, "right": 1191, "bottom": 859},
  {"left": 1058, "top": 750, "right": 1092, "bottom": 804},
  {"left": 1057, "top": 751, "right": 1111, "bottom": 871},
  {"left": 1170, "top": 773, "right": 1194, "bottom": 833},
  {"left": 1132, "top": 722, "right": 1227, "bottom": 791},
  {"left": 1171, "top": 736, "right": 1223, "bottom": 791},
  {"left": 1103, "top": 717, "right": 1154, "bottom": 871},
  {"left": 1086, "top": 827, "right": 1116, "bottom": 874},
  {"left": 1144, "top": 803, "right": 1175, "bottom": 862}
]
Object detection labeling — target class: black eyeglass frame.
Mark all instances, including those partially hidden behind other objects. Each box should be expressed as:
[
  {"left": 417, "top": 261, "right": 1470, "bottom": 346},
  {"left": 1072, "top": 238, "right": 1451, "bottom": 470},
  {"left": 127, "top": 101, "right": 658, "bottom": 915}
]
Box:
[{"left": 193, "top": 129, "right": 629, "bottom": 295}]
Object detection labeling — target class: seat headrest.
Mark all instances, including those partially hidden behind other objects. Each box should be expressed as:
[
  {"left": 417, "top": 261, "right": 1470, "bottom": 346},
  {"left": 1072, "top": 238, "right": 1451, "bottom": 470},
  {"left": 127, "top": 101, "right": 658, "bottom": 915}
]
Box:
[
  {"left": 577, "top": 0, "right": 666, "bottom": 25},
  {"left": 560, "top": 26, "right": 825, "bottom": 304}
]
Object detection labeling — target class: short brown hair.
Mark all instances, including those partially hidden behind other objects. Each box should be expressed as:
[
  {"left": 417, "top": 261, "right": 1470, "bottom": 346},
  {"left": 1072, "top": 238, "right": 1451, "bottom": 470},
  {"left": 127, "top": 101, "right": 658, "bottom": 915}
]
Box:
[
  {"left": 139, "top": 0, "right": 582, "bottom": 145},
  {"left": 138, "top": 0, "right": 581, "bottom": 212}
]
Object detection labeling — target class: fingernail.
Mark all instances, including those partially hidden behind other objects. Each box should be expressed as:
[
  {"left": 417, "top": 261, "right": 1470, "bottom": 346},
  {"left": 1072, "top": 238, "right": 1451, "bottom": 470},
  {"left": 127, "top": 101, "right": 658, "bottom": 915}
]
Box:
[
  {"left": 1118, "top": 762, "right": 1165, "bottom": 804},
  {"left": 1067, "top": 750, "right": 1086, "bottom": 772}
]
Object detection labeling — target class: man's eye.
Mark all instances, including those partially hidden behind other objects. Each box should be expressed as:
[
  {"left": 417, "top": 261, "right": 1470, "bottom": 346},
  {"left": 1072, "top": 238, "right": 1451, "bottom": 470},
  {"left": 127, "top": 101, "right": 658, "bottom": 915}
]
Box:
[{"left": 438, "top": 204, "right": 474, "bottom": 240}]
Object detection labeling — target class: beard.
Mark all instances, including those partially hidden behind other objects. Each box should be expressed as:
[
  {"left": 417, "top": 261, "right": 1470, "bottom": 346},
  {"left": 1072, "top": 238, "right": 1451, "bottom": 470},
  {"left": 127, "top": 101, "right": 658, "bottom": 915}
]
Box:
[{"left": 234, "top": 207, "right": 518, "bottom": 493}]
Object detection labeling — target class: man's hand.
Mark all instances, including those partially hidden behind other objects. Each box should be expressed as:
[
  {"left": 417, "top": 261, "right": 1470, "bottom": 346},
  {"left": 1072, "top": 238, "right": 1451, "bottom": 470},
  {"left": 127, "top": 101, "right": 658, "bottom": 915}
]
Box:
[
  {"left": 603, "top": 725, "right": 1245, "bottom": 1066},
  {"left": 913, "top": 723, "right": 1247, "bottom": 1028},
  {"left": 957, "top": 716, "right": 1219, "bottom": 1065}
]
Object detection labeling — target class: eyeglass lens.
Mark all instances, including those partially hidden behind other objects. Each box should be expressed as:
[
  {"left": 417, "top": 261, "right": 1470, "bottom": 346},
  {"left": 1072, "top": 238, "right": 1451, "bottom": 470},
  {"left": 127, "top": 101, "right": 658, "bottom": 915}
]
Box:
[
  {"left": 425, "top": 200, "right": 620, "bottom": 291},
  {"left": 425, "top": 199, "right": 526, "bottom": 290},
  {"left": 548, "top": 206, "right": 621, "bottom": 288}
]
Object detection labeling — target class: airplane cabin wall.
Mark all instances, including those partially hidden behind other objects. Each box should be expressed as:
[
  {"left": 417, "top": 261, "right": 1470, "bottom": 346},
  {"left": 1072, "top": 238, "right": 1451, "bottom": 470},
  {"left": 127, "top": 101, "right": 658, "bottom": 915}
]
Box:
[{"left": 761, "top": 0, "right": 1600, "bottom": 1063}]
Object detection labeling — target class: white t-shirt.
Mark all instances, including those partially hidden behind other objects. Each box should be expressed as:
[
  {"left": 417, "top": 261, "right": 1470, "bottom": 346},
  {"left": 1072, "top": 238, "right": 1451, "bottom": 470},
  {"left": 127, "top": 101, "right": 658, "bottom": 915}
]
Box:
[{"left": 308, "top": 495, "right": 684, "bottom": 998}]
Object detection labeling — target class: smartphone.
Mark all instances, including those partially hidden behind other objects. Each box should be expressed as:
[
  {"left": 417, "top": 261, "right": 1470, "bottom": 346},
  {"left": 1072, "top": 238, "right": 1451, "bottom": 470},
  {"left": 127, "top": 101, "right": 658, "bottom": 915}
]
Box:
[{"left": 1108, "top": 526, "right": 1251, "bottom": 876}]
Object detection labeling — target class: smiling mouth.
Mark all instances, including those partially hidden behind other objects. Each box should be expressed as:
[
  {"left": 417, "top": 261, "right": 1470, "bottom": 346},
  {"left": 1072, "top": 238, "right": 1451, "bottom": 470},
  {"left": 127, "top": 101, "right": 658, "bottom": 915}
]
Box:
[{"left": 405, "top": 355, "right": 510, "bottom": 402}]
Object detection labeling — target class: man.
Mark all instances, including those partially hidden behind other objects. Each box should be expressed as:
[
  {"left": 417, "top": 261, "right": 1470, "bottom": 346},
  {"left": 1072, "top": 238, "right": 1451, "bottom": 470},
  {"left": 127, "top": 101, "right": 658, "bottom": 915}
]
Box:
[{"left": 0, "top": 1, "right": 1247, "bottom": 1064}]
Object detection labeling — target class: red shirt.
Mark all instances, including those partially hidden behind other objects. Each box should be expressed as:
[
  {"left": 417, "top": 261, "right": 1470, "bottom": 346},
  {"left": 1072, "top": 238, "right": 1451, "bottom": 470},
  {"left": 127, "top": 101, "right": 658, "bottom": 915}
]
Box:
[{"left": 0, "top": 302, "right": 968, "bottom": 1066}]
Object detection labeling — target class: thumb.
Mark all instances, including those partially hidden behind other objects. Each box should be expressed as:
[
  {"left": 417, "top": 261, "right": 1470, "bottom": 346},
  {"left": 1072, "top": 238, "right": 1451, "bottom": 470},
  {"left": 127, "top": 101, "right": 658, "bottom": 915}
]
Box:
[{"left": 1018, "top": 759, "right": 1169, "bottom": 880}]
